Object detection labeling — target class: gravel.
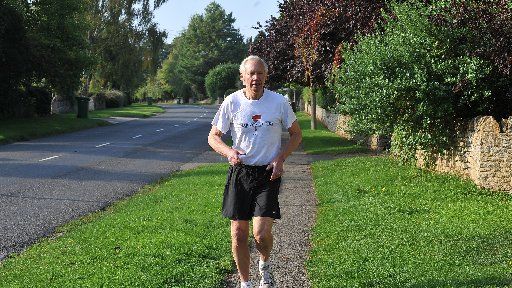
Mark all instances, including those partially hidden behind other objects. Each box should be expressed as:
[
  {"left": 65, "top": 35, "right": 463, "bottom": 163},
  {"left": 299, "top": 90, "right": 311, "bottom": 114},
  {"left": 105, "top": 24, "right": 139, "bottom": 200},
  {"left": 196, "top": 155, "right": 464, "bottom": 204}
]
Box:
[{"left": 224, "top": 139, "right": 318, "bottom": 288}]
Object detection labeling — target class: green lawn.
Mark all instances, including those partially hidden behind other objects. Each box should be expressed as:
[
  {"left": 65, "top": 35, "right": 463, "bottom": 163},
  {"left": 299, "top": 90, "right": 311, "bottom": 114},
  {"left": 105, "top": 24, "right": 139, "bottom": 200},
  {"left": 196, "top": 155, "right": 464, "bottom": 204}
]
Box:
[
  {"left": 0, "top": 164, "right": 232, "bottom": 288},
  {"left": 297, "top": 112, "right": 367, "bottom": 154},
  {"left": 89, "top": 103, "right": 164, "bottom": 118},
  {"left": 307, "top": 156, "right": 512, "bottom": 287},
  {"left": 0, "top": 104, "right": 165, "bottom": 145},
  {"left": 0, "top": 114, "right": 109, "bottom": 145}
]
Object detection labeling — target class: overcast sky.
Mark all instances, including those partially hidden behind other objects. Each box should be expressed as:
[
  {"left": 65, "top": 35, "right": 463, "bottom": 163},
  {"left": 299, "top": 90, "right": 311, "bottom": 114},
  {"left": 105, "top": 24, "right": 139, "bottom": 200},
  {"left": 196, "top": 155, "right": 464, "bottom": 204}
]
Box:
[{"left": 153, "top": 0, "right": 281, "bottom": 43}]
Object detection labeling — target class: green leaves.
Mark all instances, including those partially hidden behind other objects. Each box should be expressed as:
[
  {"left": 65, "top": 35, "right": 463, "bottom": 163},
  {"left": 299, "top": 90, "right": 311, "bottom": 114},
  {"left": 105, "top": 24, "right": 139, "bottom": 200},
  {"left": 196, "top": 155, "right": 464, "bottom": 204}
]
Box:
[
  {"left": 205, "top": 63, "right": 240, "bottom": 101},
  {"left": 158, "top": 2, "right": 246, "bottom": 101},
  {"left": 334, "top": 3, "right": 494, "bottom": 164}
]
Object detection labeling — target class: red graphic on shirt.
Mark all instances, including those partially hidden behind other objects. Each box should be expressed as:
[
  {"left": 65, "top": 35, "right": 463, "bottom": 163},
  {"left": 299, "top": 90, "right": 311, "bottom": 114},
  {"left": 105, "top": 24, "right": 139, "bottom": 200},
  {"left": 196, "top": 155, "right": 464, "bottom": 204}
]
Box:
[{"left": 252, "top": 114, "right": 262, "bottom": 132}]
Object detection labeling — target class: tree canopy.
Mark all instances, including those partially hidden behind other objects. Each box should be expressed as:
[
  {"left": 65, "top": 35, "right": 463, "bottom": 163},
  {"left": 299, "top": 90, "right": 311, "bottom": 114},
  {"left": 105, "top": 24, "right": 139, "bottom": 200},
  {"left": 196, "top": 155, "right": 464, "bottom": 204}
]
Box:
[
  {"left": 205, "top": 63, "right": 240, "bottom": 101},
  {"left": 0, "top": 0, "right": 169, "bottom": 118},
  {"left": 158, "top": 2, "right": 247, "bottom": 101},
  {"left": 250, "top": 0, "right": 386, "bottom": 86}
]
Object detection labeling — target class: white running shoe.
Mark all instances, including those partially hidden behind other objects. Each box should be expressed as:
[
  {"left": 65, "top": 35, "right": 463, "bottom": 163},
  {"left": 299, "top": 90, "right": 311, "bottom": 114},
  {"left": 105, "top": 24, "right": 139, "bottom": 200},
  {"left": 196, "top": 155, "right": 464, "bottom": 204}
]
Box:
[
  {"left": 241, "top": 281, "right": 253, "bottom": 288},
  {"left": 258, "top": 262, "right": 275, "bottom": 288}
]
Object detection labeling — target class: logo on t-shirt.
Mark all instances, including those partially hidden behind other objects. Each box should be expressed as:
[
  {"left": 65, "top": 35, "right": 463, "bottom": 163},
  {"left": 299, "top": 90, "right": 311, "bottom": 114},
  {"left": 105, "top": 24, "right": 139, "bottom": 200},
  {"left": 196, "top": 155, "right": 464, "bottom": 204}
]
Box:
[
  {"left": 236, "top": 114, "right": 273, "bottom": 132},
  {"left": 251, "top": 114, "right": 273, "bottom": 132}
]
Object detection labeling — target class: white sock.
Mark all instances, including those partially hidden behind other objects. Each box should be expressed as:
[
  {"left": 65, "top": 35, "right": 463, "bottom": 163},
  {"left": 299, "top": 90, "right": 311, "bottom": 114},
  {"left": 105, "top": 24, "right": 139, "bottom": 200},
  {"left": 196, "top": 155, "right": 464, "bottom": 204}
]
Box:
[
  {"left": 259, "top": 259, "right": 270, "bottom": 271},
  {"left": 241, "top": 281, "right": 252, "bottom": 288}
]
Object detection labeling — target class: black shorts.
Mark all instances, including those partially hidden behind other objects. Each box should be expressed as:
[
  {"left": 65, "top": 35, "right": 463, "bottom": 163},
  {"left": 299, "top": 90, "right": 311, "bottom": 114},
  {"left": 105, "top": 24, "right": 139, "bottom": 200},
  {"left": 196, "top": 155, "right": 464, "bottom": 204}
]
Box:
[{"left": 222, "top": 164, "right": 282, "bottom": 221}]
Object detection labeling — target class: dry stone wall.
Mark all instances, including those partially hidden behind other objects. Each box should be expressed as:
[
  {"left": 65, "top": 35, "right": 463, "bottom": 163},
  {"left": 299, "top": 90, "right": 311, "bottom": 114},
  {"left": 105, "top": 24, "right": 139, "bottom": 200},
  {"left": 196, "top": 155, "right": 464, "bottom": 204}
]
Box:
[
  {"left": 420, "top": 116, "right": 512, "bottom": 192},
  {"left": 305, "top": 103, "right": 511, "bottom": 192}
]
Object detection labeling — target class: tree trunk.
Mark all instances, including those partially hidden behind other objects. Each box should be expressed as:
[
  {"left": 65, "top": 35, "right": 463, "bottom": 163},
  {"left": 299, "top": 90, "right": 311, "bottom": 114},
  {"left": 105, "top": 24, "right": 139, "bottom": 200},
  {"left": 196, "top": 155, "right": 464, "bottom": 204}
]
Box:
[{"left": 310, "top": 87, "right": 316, "bottom": 130}]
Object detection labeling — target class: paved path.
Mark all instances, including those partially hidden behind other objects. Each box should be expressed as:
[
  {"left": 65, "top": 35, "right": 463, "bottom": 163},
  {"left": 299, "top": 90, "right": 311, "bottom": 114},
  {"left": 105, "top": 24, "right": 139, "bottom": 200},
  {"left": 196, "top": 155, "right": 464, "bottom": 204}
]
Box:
[{"left": 222, "top": 130, "right": 330, "bottom": 288}]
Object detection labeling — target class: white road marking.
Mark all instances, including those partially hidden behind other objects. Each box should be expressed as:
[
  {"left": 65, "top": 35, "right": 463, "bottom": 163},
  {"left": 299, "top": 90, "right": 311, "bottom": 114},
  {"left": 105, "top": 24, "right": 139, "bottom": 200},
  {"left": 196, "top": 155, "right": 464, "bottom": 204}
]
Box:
[
  {"left": 39, "top": 155, "right": 60, "bottom": 162},
  {"left": 174, "top": 124, "right": 180, "bottom": 127},
  {"left": 95, "top": 142, "right": 111, "bottom": 148},
  {"left": 132, "top": 135, "right": 142, "bottom": 139},
  {"left": 156, "top": 129, "right": 164, "bottom": 132}
]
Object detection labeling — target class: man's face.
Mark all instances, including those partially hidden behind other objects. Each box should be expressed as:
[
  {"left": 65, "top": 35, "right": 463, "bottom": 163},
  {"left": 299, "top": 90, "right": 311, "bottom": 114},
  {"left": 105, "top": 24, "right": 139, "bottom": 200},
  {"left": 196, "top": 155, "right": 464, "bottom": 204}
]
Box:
[{"left": 241, "top": 60, "right": 267, "bottom": 94}]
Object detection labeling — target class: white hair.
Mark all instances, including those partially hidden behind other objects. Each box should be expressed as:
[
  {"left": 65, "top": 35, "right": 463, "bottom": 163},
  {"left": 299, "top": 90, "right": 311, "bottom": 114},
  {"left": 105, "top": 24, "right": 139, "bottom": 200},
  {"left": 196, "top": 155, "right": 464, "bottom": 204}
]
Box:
[{"left": 239, "top": 55, "right": 268, "bottom": 74}]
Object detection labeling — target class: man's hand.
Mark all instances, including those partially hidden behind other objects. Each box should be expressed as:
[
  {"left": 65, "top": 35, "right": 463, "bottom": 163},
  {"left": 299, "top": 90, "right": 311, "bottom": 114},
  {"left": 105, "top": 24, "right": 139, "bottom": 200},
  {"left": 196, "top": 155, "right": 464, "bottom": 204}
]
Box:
[
  {"left": 227, "top": 148, "right": 245, "bottom": 166},
  {"left": 267, "top": 155, "right": 285, "bottom": 180}
]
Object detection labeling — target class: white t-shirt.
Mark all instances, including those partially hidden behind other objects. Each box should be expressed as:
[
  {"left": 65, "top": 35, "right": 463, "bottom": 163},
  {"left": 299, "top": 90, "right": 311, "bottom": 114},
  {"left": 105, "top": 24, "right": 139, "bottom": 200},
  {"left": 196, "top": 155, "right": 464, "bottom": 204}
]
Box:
[{"left": 212, "top": 89, "right": 297, "bottom": 166}]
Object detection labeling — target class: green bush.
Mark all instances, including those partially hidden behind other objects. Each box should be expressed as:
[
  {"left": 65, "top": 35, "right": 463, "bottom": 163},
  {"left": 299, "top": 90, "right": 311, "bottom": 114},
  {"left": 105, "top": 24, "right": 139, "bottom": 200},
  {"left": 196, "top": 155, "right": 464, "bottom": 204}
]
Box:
[
  {"left": 90, "top": 91, "right": 106, "bottom": 110},
  {"left": 104, "top": 90, "right": 126, "bottom": 108},
  {"left": 205, "top": 63, "right": 239, "bottom": 101},
  {"left": 315, "top": 86, "right": 336, "bottom": 110},
  {"left": 27, "top": 86, "right": 52, "bottom": 116},
  {"left": 334, "top": 3, "right": 493, "bottom": 164},
  {"left": 224, "top": 88, "right": 238, "bottom": 97},
  {"left": 134, "top": 78, "right": 171, "bottom": 103}
]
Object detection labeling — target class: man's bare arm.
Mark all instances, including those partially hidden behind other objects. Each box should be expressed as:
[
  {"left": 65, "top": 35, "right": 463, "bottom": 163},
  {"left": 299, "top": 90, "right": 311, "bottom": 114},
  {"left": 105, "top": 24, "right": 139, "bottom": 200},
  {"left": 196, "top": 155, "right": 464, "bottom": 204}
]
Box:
[
  {"left": 281, "top": 120, "right": 302, "bottom": 160},
  {"left": 268, "top": 120, "right": 302, "bottom": 180},
  {"left": 208, "top": 126, "right": 244, "bottom": 165}
]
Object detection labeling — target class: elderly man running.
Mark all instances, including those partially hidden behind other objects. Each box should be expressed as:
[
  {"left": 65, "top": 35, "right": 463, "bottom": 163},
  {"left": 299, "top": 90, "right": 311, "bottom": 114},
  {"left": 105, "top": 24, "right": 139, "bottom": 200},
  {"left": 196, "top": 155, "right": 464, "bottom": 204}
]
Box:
[{"left": 208, "top": 55, "right": 302, "bottom": 288}]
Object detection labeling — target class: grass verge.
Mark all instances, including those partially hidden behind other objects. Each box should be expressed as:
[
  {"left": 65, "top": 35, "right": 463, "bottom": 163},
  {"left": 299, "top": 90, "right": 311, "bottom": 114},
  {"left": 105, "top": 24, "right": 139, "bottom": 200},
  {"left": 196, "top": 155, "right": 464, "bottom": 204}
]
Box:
[
  {"left": 297, "top": 112, "right": 367, "bottom": 154},
  {"left": 307, "top": 156, "right": 512, "bottom": 287},
  {"left": 89, "top": 103, "right": 164, "bottom": 118},
  {"left": 0, "top": 104, "right": 165, "bottom": 145},
  {"left": 0, "top": 164, "right": 232, "bottom": 288},
  {"left": 0, "top": 114, "right": 109, "bottom": 145}
]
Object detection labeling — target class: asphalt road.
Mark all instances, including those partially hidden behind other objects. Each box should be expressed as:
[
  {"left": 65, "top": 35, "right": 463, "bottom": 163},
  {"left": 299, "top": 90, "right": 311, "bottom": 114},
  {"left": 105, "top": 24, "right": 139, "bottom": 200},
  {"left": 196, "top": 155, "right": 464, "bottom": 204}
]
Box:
[{"left": 0, "top": 104, "right": 220, "bottom": 260}]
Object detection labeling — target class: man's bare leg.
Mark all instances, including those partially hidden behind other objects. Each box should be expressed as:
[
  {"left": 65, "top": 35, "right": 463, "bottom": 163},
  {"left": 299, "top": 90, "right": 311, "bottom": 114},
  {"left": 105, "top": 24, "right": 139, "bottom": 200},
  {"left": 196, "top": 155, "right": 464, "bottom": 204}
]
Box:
[
  {"left": 231, "top": 220, "right": 251, "bottom": 282},
  {"left": 252, "top": 217, "right": 274, "bottom": 261}
]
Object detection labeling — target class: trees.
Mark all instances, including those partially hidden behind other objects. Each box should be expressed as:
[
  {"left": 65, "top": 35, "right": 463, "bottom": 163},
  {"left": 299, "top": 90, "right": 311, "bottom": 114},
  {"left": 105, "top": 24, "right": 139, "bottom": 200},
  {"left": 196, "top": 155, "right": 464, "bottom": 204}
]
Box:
[
  {"left": 250, "top": 0, "right": 386, "bottom": 87},
  {"left": 0, "top": 1, "right": 29, "bottom": 96},
  {"left": 0, "top": 0, "right": 90, "bottom": 118},
  {"left": 85, "top": 0, "right": 168, "bottom": 100},
  {"left": 0, "top": 1, "right": 30, "bottom": 118},
  {"left": 158, "top": 2, "right": 247, "bottom": 102},
  {"left": 205, "top": 63, "right": 240, "bottom": 101},
  {"left": 250, "top": 0, "right": 386, "bottom": 129},
  {"left": 27, "top": 0, "right": 91, "bottom": 98}
]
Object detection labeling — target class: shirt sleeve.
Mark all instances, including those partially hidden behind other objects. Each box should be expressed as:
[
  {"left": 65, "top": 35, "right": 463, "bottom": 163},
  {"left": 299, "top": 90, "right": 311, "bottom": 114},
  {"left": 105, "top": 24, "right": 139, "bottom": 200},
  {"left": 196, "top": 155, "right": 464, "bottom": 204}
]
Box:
[
  {"left": 282, "top": 100, "right": 297, "bottom": 129},
  {"left": 211, "top": 100, "right": 231, "bottom": 134}
]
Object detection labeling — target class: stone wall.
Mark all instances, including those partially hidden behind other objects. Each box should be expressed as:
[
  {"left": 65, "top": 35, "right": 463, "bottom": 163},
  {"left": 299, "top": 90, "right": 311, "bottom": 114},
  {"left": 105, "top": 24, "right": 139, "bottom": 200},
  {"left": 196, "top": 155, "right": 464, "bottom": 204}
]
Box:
[
  {"left": 304, "top": 104, "right": 389, "bottom": 151},
  {"left": 305, "top": 103, "right": 512, "bottom": 192},
  {"left": 51, "top": 96, "right": 73, "bottom": 114},
  {"left": 419, "top": 116, "right": 512, "bottom": 192}
]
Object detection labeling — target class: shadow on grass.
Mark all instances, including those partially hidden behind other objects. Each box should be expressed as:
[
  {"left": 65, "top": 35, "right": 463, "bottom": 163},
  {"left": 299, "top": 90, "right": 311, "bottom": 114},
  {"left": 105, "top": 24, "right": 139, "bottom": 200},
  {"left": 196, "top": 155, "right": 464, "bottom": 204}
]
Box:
[
  {"left": 297, "top": 112, "right": 368, "bottom": 154},
  {"left": 302, "top": 133, "right": 368, "bottom": 154},
  {"left": 408, "top": 276, "right": 512, "bottom": 288}
]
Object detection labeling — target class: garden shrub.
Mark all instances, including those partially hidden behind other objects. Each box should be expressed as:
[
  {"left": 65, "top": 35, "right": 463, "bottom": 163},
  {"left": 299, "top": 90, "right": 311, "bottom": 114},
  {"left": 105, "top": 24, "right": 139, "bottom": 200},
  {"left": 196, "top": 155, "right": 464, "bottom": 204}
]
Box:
[
  {"left": 315, "top": 86, "right": 336, "bottom": 110},
  {"left": 27, "top": 86, "right": 52, "bottom": 116},
  {"left": 224, "top": 88, "right": 238, "bottom": 97},
  {"left": 134, "top": 78, "right": 170, "bottom": 103},
  {"left": 205, "top": 63, "right": 239, "bottom": 101},
  {"left": 334, "top": 3, "right": 494, "bottom": 164},
  {"left": 429, "top": 0, "right": 512, "bottom": 119},
  {"left": 90, "top": 92, "right": 106, "bottom": 110},
  {"left": 104, "top": 90, "right": 126, "bottom": 108}
]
